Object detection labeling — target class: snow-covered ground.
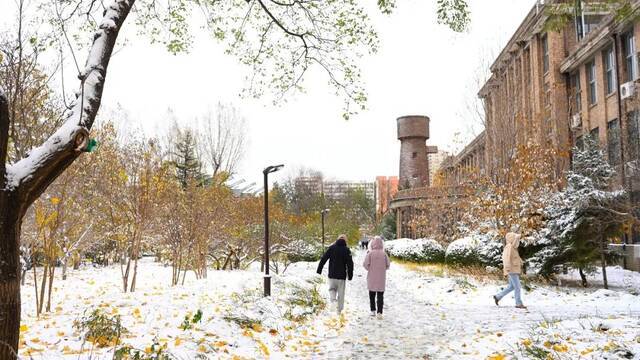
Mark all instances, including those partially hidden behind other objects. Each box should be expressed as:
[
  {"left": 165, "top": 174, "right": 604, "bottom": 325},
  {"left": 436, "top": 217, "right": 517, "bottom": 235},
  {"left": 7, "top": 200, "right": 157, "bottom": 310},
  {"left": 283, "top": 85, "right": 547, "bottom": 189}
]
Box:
[{"left": 18, "top": 252, "right": 640, "bottom": 359}]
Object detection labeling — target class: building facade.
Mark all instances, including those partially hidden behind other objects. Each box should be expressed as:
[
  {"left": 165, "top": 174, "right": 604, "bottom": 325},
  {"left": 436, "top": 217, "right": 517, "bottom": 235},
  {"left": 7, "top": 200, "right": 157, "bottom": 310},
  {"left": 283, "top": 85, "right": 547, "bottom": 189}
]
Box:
[
  {"left": 428, "top": 150, "right": 451, "bottom": 185},
  {"left": 294, "top": 176, "right": 376, "bottom": 202},
  {"left": 375, "top": 176, "right": 399, "bottom": 220},
  {"left": 440, "top": 132, "right": 487, "bottom": 185},
  {"left": 477, "top": 0, "right": 640, "bottom": 245},
  {"left": 389, "top": 0, "right": 640, "bottom": 244}
]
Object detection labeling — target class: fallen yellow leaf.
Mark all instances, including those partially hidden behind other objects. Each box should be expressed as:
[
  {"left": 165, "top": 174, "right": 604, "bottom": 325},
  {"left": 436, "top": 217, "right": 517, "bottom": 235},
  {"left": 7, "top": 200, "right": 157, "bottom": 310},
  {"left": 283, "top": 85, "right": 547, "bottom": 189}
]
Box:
[{"left": 486, "top": 353, "right": 506, "bottom": 360}]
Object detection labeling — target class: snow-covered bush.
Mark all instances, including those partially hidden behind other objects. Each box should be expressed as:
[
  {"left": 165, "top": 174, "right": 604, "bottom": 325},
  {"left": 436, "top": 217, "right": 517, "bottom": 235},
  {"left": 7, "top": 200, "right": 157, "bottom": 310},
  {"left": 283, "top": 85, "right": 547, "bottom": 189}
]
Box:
[
  {"left": 445, "top": 237, "right": 480, "bottom": 266},
  {"left": 475, "top": 232, "right": 503, "bottom": 268},
  {"left": 282, "top": 240, "right": 323, "bottom": 263},
  {"left": 385, "top": 238, "right": 445, "bottom": 263},
  {"left": 445, "top": 232, "right": 504, "bottom": 267}
]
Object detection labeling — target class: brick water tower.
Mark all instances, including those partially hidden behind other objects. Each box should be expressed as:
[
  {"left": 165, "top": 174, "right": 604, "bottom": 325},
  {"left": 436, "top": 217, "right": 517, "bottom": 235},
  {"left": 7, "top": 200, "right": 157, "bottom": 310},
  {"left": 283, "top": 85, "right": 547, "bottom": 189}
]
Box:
[{"left": 397, "top": 115, "right": 437, "bottom": 189}]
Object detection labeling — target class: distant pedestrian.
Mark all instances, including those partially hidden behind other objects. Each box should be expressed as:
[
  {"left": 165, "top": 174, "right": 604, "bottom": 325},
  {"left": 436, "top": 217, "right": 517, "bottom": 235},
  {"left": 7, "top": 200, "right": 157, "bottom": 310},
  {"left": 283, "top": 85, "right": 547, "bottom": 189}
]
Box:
[
  {"left": 493, "top": 232, "right": 527, "bottom": 309},
  {"left": 361, "top": 238, "right": 369, "bottom": 250},
  {"left": 317, "top": 234, "right": 354, "bottom": 314},
  {"left": 362, "top": 236, "right": 390, "bottom": 317}
]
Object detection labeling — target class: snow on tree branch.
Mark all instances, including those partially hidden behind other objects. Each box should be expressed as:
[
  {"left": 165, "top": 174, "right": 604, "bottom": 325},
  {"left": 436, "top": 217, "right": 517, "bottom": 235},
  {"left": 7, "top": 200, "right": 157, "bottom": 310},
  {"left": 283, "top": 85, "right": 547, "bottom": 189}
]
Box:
[{"left": 4, "top": 0, "right": 135, "bottom": 203}]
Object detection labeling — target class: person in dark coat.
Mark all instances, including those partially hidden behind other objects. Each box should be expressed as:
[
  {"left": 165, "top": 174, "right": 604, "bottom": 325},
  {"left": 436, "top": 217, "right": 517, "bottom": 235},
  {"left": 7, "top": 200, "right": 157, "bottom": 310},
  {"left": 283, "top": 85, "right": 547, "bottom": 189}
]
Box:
[{"left": 317, "top": 234, "right": 354, "bottom": 314}]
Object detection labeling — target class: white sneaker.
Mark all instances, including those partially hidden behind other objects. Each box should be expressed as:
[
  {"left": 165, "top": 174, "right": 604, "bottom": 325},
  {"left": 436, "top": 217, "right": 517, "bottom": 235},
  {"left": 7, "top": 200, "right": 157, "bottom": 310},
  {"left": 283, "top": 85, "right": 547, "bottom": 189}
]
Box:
[
  {"left": 376, "top": 313, "right": 383, "bottom": 319},
  {"left": 370, "top": 311, "right": 376, "bottom": 317}
]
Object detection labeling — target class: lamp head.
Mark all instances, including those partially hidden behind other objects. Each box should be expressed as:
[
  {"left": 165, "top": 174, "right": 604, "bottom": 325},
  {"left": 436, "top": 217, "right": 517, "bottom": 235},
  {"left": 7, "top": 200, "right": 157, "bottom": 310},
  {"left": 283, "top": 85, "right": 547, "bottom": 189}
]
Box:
[{"left": 264, "top": 164, "right": 285, "bottom": 174}]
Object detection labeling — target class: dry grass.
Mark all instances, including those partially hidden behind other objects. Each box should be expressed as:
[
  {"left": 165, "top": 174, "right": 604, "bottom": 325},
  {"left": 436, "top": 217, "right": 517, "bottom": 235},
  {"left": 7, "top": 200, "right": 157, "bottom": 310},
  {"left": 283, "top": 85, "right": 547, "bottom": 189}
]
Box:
[
  {"left": 393, "top": 259, "right": 501, "bottom": 283},
  {"left": 394, "top": 259, "right": 560, "bottom": 288}
]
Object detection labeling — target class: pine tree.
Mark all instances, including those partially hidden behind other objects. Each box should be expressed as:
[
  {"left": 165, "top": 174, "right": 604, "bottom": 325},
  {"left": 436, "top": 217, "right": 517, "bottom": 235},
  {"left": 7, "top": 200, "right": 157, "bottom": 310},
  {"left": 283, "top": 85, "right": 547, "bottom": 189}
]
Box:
[
  {"left": 539, "top": 136, "right": 632, "bottom": 288},
  {"left": 171, "top": 129, "right": 204, "bottom": 189}
]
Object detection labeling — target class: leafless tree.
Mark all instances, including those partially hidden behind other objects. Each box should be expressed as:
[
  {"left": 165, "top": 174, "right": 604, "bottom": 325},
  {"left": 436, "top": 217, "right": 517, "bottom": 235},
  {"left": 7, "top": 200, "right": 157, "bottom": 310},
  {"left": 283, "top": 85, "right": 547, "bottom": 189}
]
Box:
[{"left": 199, "top": 103, "right": 246, "bottom": 179}]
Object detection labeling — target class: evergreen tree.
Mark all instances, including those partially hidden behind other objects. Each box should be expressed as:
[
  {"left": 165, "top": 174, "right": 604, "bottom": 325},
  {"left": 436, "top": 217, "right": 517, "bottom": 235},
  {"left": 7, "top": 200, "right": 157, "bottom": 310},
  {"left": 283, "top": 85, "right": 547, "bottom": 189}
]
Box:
[
  {"left": 538, "top": 136, "right": 632, "bottom": 288},
  {"left": 377, "top": 211, "right": 397, "bottom": 240},
  {"left": 171, "top": 129, "right": 204, "bottom": 189}
]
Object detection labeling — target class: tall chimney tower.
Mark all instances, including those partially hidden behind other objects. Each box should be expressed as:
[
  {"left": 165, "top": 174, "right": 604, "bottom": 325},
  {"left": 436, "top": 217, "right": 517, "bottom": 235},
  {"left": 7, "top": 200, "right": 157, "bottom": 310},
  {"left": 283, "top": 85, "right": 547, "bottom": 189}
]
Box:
[{"left": 397, "top": 115, "right": 437, "bottom": 189}]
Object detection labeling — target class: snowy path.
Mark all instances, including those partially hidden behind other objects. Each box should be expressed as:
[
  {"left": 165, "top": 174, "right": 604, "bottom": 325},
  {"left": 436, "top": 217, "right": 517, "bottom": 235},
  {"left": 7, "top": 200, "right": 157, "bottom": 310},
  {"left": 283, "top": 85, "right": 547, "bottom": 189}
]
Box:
[
  {"left": 303, "top": 250, "right": 640, "bottom": 359},
  {"left": 17, "top": 254, "right": 640, "bottom": 359}
]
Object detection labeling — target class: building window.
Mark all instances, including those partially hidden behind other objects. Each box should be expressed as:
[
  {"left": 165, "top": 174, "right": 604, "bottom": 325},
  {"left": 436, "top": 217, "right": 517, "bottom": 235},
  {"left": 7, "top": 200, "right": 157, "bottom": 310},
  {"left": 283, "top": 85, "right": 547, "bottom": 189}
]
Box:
[
  {"left": 604, "top": 47, "right": 616, "bottom": 95},
  {"left": 412, "top": 152, "right": 417, "bottom": 159},
  {"left": 590, "top": 126, "right": 600, "bottom": 142},
  {"left": 624, "top": 30, "right": 637, "bottom": 82},
  {"left": 587, "top": 60, "right": 597, "bottom": 105},
  {"left": 571, "top": 71, "right": 582, "bottom": 112},
  {"left": 541, "top": 34, "right": 549, "bottom": 73},
  {"left": 627, "top": 110, "right": 640, "bottom": 160},
  {"left": 575, "top": 1, "right": 605, "bottom": 40},
  {"left": 607, "top": 119, "right": 621, "bottom": 165}
]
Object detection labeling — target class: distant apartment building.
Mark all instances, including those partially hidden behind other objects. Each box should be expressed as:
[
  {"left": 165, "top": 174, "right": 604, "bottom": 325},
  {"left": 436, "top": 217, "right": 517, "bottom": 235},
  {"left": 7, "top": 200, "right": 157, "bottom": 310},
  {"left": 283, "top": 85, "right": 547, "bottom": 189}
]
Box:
[
  {"left": 428, "top": 150, "right": 452, "bottom": 185},
  {"left": 294, "top": 176, "right": 375, "bottom": 202},
  {"left": 375, "top": 176, "right": 399, "bottom": 220}
]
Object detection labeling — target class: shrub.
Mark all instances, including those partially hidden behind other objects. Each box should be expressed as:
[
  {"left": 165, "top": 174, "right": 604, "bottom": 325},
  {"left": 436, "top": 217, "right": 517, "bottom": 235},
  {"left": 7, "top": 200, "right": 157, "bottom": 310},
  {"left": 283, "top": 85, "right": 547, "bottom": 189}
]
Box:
[
  {"left": 180, "top": 309, "right": 203, "bottom": 330},
  {"left": 445, "top": 237, "right": 480, "bottom": 266},
  {"left": 475, "top": 232, "right": 503, "bottom": 268},
  {"left": 73, "top": 308, "right": 126, "bottom": 348},
  {"left": 285, "top": 283, "right": 326, "bottom": 321},
  {"left": 445, "top": 233, "right": 506, "bottom": 267},
  {"left": 284, "top": 240, "right": 323, "bottom": 263},
  {"left": 115, "top": 338, "right": 174, "bottom": 360},
  {"left": 386, "top": 238, "right": 445, "bottom": 263}
]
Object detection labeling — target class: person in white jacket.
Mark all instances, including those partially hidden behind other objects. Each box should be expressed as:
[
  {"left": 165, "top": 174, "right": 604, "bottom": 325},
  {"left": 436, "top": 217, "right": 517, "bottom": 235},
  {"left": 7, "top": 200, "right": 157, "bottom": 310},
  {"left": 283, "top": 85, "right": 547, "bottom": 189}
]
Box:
[{"left": 493, "top": 232, "right": 527, "bottom": 309}]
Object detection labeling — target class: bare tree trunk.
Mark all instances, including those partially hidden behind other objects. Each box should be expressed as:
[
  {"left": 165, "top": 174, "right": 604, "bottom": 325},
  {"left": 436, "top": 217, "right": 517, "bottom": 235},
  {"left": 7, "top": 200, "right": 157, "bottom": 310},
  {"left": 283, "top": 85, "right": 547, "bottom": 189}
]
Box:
[
  {"left": 122, "top": 257, "right": 131, "bottom": 293},
  {"left": 130, "top": 256, "right": 138, "bottom": 292},
  {"left": 32, "top": 265, "right": 39, "bottom": 314},
  {"left": 38, "top": 263, "right": 47, "bottom": 315},
  {"left": 600, "top": 237, "right": 609, "bottom": 290},
  {"left": 62, "top": 256, "right": 68, "bottom": 280},
  {"left": 579, "top": 267, "right": 588, "bottom": 287},
  {"left": 46, "top": 265, "right": 55, "bottom": 312},
  {"left": 0, "top": 206, "right": 23, "bottom": 359}
]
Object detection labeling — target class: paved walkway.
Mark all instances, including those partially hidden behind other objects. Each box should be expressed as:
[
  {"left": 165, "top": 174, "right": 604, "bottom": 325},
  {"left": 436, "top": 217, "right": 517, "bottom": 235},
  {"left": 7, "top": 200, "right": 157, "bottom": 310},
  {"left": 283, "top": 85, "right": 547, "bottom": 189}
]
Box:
[{"left": 302, "top": 250, "right": 640, "bottom": 359}]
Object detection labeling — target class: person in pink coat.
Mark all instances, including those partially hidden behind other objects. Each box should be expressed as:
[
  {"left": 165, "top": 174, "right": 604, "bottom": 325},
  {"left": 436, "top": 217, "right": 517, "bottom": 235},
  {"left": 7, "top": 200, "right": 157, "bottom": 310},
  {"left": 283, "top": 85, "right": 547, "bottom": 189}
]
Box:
[{"left": 362, "top": 236, "right": 390, "bottom": 317}]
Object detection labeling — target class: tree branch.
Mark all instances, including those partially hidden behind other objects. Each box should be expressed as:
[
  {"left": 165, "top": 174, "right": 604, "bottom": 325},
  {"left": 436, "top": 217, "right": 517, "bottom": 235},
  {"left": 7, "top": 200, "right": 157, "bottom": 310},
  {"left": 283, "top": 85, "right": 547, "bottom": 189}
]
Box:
[{"left": 5, "top": 0, "right": 135, "bottom": 207}]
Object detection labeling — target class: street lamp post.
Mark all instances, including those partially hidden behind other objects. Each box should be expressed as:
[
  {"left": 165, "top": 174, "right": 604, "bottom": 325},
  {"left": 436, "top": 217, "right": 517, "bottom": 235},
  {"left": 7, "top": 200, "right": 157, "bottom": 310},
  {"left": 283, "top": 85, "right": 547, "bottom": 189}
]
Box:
[
  {"left": 320, "top": 208, "right": 330, "bottom": 249},
  {"left": 263, "top": 164, "right": 284, "bottom": 297}
]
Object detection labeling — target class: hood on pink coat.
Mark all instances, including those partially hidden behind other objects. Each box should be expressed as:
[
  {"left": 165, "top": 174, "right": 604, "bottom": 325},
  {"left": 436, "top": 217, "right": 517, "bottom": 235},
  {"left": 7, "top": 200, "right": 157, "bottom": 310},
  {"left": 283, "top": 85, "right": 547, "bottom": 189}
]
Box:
[{"left": 369, "top": 236, "right": 384, "bottom": 250}]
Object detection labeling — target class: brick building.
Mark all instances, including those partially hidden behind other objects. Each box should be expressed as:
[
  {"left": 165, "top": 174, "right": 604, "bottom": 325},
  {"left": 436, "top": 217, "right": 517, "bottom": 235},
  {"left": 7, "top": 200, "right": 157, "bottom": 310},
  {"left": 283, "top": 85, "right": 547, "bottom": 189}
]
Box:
[
  {"left": 375, "top": 176, "right": 399, "bottom": 220},
  {"left": 389, "top": 0, "right": 640, "bottom": 246},
  {"left": 389, "top": 115, "right": 440, "bottom": 238},
  {"left": 440, "top": 131, "right": 487, "bottom": 185},
  {"left": 476, "top": 0, "right": 640, "bottom": 246}
]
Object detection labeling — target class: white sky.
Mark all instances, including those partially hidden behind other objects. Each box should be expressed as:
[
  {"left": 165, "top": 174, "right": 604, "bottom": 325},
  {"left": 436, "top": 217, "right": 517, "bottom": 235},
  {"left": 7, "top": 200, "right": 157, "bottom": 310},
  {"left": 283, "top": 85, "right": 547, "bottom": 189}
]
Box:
[{"left": 2, "top": 0, "right": 535, "bottom": 187}]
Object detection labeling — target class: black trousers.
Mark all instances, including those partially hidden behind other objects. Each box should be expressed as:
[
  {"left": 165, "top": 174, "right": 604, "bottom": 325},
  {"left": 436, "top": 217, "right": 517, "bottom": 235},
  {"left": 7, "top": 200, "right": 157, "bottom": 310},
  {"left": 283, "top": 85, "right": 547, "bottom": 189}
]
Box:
[{"left": 369, "top": 291, "right": 384, "bottom": 313}]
